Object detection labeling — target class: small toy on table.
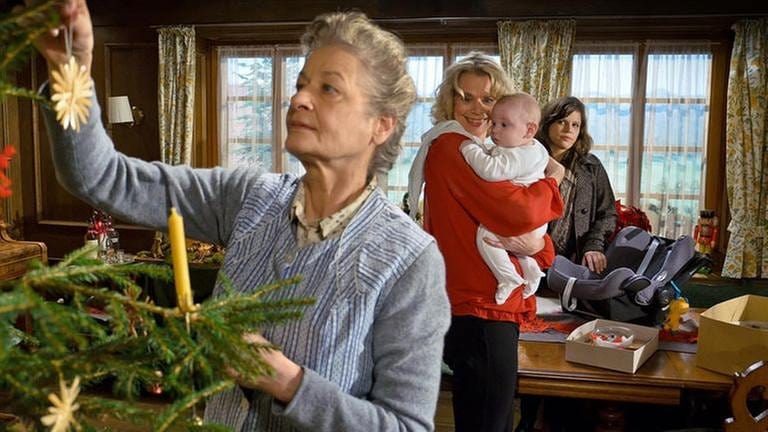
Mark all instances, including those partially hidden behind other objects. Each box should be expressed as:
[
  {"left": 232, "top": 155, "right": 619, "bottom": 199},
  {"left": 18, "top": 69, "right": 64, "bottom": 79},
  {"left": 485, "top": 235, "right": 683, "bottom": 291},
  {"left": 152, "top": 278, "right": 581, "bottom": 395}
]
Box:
[{"left": 664, "top": 297, "right": 690, "bottom": 332}]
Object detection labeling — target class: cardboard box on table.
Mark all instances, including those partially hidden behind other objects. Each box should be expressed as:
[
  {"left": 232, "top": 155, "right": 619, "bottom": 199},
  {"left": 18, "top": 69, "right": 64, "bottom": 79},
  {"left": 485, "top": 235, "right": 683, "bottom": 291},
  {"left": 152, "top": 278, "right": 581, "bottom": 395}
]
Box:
[
  {"left": 565, "top": 319, "right": 659, "bottom": 373},
  {"left": 697, "top": 294, "right": 768, "bottom": 376}
]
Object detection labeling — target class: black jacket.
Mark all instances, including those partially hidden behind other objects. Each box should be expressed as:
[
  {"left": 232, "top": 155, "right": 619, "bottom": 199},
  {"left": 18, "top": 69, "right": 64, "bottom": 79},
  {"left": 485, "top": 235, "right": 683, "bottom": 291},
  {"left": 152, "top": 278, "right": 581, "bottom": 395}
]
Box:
[{"left": 559, "top": 153, "right": 618, "bottom": 261}]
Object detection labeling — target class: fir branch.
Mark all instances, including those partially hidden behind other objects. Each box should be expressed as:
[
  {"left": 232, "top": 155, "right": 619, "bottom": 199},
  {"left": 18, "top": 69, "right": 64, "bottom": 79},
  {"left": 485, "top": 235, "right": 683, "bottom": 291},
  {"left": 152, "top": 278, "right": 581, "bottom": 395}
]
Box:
[
  {"left": 191, "top": 423, "right": 233, "bottom": 432},
  {"left": 147, "top": 327, "right": 179, "bottom": 364},
  {"left": 2, "top": 372, "right": 47, "bottom": 400},
  {"left": 0, "top": 292, "right": 37, "bottom": 316},
  {"left": 110, "top": 368, "right": 146, "bottom": 401},
  {"left": 58, "top": 245, "right": 103, "bottom": 266},
  {"left": 23, "top": 256, "right": 173, "bottom": 287},
  {"left": 202, "top": 275, "right": 304, "bottom": 312},
  {"left": 0, "top": 0, "right": 60, "bottom": 102},
  {"left": 34, "top": 298, "right": 82, "bottom": 353},
  {"left": 0, "top": 0, "right": 60, "bottom": 29},
  {"left": 0, "top": 24, "right": 49, "bottom": 72},
  {"left": 78, "top": 394, "right": 157, "bottom": 428},
  {"left": 154, "top": 380, "right": 234, "bottom": 432},
  {"left": 0, "top": 82, "right": 48, "bottom": 103},
  {"left": 105, "top": 296, "right": 132, "bottom": 336},
  {"left": 27, "top": 278, "right": 182, "bottom": 318},
  {"left": 0, "top": 297, "right": 36, "bottom": 314}
]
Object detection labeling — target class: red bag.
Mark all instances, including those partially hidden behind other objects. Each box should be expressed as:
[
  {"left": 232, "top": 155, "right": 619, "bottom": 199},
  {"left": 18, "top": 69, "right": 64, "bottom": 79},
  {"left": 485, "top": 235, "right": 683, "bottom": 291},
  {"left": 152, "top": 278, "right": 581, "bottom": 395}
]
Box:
[{"left": 611, "top": 200, "right": 652, "bottom": 241}]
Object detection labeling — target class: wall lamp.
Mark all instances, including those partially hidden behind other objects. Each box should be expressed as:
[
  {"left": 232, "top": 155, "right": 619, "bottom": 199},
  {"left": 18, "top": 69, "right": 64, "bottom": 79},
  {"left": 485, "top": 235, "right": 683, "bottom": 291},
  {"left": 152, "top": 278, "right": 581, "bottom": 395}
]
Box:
[{"left": 107, "top": 96, "right": 144, "bottom": 127}]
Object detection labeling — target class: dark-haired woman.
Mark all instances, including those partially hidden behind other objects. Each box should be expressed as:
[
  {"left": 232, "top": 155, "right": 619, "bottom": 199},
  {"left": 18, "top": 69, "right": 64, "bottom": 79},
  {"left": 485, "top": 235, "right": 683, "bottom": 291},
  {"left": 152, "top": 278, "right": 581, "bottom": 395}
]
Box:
[{"left": 537, "top": 96, "right": 617, "bottom": 274}]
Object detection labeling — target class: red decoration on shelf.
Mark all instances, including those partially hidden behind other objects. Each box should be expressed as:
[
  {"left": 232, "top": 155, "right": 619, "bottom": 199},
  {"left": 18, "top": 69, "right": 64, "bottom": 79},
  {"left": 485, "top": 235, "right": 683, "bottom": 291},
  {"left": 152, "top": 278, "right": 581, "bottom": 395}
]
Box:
[
  {"left": 611, "top": 200, "right": 652, "bottom": 241},
  {"left": 86, "top": 209, "right": 121, "bottom": 262},
  {"left": 0, "top": 146, "right": 17, "bottom": 198}
]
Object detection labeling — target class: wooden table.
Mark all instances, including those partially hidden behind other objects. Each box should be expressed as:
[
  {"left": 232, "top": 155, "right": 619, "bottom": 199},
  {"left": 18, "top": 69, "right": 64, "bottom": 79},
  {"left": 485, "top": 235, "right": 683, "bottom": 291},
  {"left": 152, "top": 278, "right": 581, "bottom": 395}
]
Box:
[{"left": 517, "top": 341, "right": 733, "bottom": 405}]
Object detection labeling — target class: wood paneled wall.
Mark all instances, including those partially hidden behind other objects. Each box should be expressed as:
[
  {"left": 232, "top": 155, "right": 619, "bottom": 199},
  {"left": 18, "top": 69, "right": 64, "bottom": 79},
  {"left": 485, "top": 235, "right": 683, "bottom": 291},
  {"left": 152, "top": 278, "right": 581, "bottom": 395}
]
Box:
[
  {"left": 15, "top": 26, "right": 159, "bottom": 258},
  {"left": 85, "top": 0, "right": 767, "bottom": 26},
  {"left": 9, "top": 0, "right": 768, "bottom": 258}
]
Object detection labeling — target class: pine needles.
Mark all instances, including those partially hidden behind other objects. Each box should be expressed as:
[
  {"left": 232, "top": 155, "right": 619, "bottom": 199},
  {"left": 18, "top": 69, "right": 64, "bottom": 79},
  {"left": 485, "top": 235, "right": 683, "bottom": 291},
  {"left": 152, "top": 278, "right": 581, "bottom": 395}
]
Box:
[
  {"left": 0, "top": 0, "right": 60, "bottom": 102},
  {"left": 0, "top": 247, "right": 311, "bottom": 431}
]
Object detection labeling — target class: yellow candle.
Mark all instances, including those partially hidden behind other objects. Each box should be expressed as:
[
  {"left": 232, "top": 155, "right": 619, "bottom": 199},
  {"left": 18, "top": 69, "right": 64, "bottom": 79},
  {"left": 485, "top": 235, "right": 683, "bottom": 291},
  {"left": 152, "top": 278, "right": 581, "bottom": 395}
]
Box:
[{"left": 168, "top": 207, "right": 194, "bottom": 312}]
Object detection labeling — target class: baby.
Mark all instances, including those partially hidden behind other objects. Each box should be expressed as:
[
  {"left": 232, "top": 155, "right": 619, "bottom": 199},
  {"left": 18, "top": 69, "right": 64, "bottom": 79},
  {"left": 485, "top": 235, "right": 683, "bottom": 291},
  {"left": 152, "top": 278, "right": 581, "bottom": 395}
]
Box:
[{"left": 460, "top": 92, "right": 549, "bottom": 304}]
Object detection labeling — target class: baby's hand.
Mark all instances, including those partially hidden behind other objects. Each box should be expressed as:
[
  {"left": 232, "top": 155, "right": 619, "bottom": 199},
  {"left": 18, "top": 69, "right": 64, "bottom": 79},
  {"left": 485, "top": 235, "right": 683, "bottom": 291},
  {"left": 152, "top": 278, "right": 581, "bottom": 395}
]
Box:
[
  {"left": 545, "top": 157, "right": 565, "bottom": 185},
  {"left": 483, "top": 232, "right": 545, "bottom": 256}
]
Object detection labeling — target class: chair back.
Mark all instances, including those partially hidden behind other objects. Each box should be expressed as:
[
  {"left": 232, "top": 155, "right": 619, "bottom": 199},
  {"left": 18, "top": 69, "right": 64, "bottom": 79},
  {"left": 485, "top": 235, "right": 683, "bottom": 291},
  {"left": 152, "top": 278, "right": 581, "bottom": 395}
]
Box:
[{"left": 724, "top": 360, "right": 768, "bottom": 432}]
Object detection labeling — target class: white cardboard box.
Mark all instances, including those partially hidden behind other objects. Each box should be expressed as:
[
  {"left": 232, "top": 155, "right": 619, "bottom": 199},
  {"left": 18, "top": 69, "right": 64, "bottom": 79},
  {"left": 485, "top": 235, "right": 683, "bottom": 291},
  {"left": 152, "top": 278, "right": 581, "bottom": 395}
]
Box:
[
  {"left": 565, "top": 319, "right": 660, "bottom": 374},
  {"left": 697, "top": 294, "right": 768, "bottom": 376}
]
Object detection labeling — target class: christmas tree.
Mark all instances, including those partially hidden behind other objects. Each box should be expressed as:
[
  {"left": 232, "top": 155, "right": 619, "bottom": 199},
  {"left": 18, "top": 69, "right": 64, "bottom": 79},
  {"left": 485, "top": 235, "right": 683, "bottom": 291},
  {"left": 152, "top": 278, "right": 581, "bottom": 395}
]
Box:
[{"left": 1, "top": 248, "right": 309, "bottom": 431}]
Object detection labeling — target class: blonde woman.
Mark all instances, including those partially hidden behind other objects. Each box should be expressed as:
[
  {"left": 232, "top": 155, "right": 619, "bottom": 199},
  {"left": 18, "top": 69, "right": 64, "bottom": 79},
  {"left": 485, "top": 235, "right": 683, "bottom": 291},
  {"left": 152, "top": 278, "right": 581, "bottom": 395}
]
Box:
[{"left": 409, "top": 53, "right": 563, "bottom": 432}]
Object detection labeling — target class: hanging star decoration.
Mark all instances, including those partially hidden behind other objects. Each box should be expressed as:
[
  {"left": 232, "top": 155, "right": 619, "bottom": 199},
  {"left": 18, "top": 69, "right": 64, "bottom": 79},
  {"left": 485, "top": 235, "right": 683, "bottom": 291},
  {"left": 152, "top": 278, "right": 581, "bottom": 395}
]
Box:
[
  {"left": 40, "top": 376, "right": 82, "bottom": 432},
  {"left": 50, "top": 55, "right": 93, "bottom": 132}
]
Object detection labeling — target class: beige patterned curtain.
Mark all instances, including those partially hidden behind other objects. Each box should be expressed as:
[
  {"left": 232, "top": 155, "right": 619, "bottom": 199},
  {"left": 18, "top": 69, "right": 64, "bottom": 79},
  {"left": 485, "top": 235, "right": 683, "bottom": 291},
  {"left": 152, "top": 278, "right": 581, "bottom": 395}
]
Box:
[
  {"left": 722, "top": 18, "right": 768, "bottom": 278},
  {"left": 154, "top": 26, "right": 195, "bottom": 257},
  {"left": 158, "top": 26, "right": 195, "bottom": 165},
  {"left": 497, "top": 20, "right": 575, "bottom": 104}
]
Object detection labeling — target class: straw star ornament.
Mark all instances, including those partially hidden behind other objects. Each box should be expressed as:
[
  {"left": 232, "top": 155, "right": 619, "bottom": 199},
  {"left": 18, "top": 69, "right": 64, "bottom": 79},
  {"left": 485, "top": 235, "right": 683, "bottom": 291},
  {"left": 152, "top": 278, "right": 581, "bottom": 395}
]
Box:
[
  {"left": 50, "top": 56, "right": 93, "bottom": 132},
  {"left": 49, "top": 24, "right": 92, "bottom": 132},
  {"left": 40, "top": 376, "right": 81, "bottom": 432}
]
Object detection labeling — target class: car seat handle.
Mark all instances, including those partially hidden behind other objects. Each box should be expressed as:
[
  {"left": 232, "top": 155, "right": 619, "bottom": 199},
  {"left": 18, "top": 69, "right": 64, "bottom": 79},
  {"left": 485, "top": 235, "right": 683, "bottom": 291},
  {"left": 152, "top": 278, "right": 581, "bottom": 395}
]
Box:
[
  {"left": 560, "top": 277, "right": 578, "bottom": 312},
  {"left": 636, "top": 237, "right": 660, "bottom": 275}
]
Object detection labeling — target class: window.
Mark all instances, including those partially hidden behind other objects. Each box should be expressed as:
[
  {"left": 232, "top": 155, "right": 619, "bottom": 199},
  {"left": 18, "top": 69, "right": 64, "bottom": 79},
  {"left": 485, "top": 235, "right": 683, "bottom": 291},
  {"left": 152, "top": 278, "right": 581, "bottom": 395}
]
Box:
[
  {"left": 571, "top": 43, "right": 713, "bottom": 238},
  {"left": 216, "top": 40, "right": 713, "bottom": 237},
  {"left": 218, "top": 46, "right": 305, "bottom": 175},
  {"left": 218, "top": 42, "right": 498, "bottom": 205},
  {"left": 385, "top": 43, "right": 498, "bottom": 203}
]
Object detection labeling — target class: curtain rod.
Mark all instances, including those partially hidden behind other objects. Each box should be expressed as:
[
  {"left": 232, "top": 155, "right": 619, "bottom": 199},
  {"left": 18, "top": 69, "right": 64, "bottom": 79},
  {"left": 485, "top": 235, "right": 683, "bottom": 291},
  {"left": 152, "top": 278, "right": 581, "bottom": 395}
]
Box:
[
  {"left": 374, "top": 13, "right": 760, "bottom": 23},
  {"left": 153, "top": 13, "right": 763, "bottom": 29}
]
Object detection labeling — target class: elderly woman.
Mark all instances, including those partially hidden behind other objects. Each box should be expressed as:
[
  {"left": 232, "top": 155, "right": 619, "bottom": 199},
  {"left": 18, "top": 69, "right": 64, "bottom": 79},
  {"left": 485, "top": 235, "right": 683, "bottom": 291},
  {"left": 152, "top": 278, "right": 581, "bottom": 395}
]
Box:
[
  {"left": 35, "top": 2, "right": 450, "bottom": 431},
  {"left": 410, "top": 53, "right": 563, "bottom": 432}
]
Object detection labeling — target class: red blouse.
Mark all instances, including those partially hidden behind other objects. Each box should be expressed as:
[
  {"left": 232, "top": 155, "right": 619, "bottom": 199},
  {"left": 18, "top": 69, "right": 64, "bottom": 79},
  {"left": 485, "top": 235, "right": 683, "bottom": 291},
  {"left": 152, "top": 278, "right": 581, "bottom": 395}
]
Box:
[{"left": 423, "top": 132, "right": 564, "bottom": 322}]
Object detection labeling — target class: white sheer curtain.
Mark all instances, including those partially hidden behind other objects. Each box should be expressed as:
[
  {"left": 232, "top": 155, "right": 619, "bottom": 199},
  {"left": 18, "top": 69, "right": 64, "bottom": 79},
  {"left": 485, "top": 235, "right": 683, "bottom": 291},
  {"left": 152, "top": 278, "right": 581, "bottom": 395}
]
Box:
[
  {"left": 217, "top": 46, "right": 304, "bottom": 174},
  {"left": 571, "top": 43, "right": 638, "bottom": 204},
  {"left": 218, "top": 46, "right": 274, "bottom": 170},
  {"left": 571, "top": 42, "right": 712, "bottom": 239},
  {"left": 390, "top": 43, "right": 499, "bottom": 205},
  {"left": 277, "top": 47, "right": 306, "bottom": 176},
  {"left": 385, "top": 45, "right": 446, "bottom": 204},
  {"left": 640, "top": 43, "right": 712, "bottom": 239},
  {"left": 405, "top": 44, "right": 446, "bottom": 138}
]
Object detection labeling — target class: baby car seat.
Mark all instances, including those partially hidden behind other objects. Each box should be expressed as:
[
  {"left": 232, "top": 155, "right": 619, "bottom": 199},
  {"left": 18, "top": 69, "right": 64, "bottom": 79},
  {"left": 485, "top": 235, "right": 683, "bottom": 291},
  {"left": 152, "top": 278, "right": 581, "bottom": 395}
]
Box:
[{"left": 547, "top": 226, "right": 710, "bottom": 324}]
